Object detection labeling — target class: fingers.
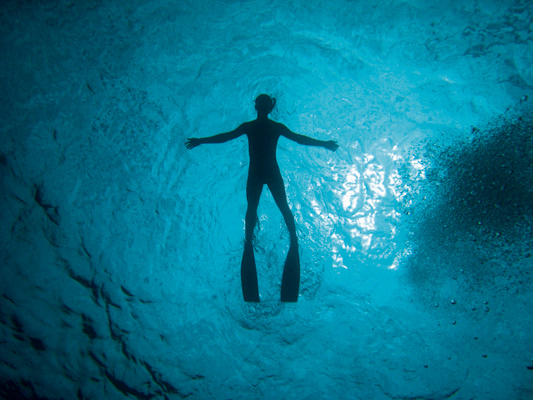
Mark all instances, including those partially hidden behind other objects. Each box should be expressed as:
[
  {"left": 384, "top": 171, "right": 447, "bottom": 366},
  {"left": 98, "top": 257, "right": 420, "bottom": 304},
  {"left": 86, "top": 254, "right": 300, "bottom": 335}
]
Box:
[
  {"left": 326, "top": 140, "right": 339, "bottom": 152},
  {"left": 185, "top": 138, "right": 197, "bottom": 150}
]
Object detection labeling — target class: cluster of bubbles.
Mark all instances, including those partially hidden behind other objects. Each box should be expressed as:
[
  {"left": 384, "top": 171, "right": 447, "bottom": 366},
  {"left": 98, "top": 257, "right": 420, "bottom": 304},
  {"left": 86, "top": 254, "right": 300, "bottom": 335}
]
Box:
[
  {"left": 434, "top": 106, "right": 533, "bottom": 237},
  {"left": 398, "top": 99, "right": 532, "bottom": 298},
  {"left": 405, "top": 100, "right": 533, "bottom": 247}
]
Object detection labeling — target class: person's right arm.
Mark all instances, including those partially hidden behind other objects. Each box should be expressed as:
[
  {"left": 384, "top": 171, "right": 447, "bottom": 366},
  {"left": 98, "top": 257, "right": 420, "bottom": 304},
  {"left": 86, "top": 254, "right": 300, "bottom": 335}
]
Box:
[
  {"left": 186, "top": 123, "right": 247, "bottom": 149},
  {"left": 280, "top": 124, "right": 339, "bottom": 152}
]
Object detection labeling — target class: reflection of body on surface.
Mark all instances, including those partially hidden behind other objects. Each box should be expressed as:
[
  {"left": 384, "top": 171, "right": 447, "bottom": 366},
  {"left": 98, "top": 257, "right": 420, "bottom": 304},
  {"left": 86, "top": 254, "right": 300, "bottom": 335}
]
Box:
[{"left": 186, "top": 94, "right": 338, "bottom": 302}]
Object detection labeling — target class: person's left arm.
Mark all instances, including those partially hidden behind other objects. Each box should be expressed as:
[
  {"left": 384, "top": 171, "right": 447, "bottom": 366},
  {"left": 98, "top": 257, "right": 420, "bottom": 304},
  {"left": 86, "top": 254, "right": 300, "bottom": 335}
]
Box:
[
  {"left": 186, "top": 123, "right": 247, "bottom": 149},
  {"left": 280, "top": 124, "right": 339, "bottom": 152}
]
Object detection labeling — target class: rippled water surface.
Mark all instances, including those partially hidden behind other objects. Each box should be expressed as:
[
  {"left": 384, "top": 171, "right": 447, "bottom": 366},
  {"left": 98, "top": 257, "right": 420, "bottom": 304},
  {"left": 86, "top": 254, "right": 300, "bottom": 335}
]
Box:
[{"left": 1, "top": 0, "right": 532, "bottom": 399}]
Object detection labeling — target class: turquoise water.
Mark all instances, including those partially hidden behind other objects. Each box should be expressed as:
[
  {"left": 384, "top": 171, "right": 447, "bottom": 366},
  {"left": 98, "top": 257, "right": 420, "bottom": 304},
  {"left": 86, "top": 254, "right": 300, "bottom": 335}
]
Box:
[{"left": 1, "top": 0, "right": 532, "bottom": 399}]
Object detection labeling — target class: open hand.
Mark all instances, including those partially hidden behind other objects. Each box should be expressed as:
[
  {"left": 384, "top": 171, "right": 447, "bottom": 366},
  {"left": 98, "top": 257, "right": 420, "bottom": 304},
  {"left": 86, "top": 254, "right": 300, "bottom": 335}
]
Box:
[
  {"left": 323, "top": 140, "right": 339, "bottom": 152},
  {"left": 185, "top": 138, "right": 202, "bottom": 150}
]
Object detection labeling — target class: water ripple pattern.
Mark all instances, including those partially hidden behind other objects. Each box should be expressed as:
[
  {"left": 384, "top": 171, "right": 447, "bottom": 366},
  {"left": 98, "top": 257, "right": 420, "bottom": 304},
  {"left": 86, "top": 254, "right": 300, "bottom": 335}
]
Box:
[{"left": 0, "top": 0, "right": 532, "bottom": 399}]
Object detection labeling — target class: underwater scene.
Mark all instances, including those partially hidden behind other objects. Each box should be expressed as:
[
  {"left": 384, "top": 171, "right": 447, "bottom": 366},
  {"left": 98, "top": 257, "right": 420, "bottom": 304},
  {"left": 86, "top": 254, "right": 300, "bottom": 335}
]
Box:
[{"left": 1, "top": 0, "right": 532, "bottom": 399}]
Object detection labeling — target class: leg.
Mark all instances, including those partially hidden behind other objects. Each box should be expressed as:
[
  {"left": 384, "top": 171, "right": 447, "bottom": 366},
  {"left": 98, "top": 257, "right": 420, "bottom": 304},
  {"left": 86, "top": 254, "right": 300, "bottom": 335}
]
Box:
[
  {"left": 245, "top": 176, "right": 263, "bottom": 243},
  {"left": 267, "top": 172, "right": 300, "bottom": 302},
  {"left": 241, "top": 176, "right": 263, "bottom": 302},
  {"left": 267, "top": 172, "right": 298, "bottom": 243}
]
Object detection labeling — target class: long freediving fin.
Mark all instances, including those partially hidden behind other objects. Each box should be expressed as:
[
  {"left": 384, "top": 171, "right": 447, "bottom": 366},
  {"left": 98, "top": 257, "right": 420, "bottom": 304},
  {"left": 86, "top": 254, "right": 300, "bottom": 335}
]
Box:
[
  {"left": 241, "top": 242, "right": 260, "bottom": 302},
  {"left": 280, "top": 242, "right": 300, "bottom": 302}
]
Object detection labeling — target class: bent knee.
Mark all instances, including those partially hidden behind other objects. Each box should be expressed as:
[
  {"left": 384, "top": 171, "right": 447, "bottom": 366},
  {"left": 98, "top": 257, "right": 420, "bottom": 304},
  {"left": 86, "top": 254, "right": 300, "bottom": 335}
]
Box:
[{"left": 279, "top": 204, "right": 294, "bottom": 216}]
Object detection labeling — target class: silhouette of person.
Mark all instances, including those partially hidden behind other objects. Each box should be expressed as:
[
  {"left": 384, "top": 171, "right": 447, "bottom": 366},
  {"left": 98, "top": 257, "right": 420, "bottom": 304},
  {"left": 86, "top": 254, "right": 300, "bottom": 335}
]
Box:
[{"left": 186, "top": 94, "right": 338, "bottom": 302}]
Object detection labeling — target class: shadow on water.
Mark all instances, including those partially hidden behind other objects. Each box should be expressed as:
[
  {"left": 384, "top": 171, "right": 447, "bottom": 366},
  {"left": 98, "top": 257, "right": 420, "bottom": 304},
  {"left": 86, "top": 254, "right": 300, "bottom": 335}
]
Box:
[{"left": 402, "top": 106, "right": 533, "bottom": 299}]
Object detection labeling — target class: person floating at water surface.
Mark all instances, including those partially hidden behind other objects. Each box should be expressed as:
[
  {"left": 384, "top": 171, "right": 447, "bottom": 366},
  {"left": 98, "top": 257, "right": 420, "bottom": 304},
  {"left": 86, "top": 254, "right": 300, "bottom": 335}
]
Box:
[{"left": 186, "top": 94, "right": 338, "bottom": 302}]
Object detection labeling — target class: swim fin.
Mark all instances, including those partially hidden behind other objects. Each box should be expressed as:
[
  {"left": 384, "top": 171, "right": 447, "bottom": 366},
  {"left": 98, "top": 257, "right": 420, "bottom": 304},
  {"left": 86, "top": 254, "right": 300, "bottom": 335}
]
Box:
[
  {"left": 281, "top": 242, "right": 300, "bottom": 302},
  {"left": 241, "top": 241, "right": 260, "bottom": 302}
]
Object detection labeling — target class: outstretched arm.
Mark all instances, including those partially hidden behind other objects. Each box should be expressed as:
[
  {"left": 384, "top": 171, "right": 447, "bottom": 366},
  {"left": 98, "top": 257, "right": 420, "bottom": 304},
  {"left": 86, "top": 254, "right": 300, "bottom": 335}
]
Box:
[
  {"left": 186, "top": 124, "right": 246, "bottom": 150},
  {"left": 281, "top": 125, "right": 339, "bottom": 152}
]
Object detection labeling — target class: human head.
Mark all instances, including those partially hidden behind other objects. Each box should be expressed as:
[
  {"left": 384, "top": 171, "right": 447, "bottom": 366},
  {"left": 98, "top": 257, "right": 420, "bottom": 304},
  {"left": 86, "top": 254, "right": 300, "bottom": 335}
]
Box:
[{"left": 255, "top": 94, "right": 276, "bottom": 115}]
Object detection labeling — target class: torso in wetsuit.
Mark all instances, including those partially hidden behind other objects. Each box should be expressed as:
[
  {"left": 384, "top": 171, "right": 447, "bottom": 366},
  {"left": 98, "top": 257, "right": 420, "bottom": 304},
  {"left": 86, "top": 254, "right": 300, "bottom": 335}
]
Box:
[{"left": 244, "top": 119, "right": 283, "bottom": 183}]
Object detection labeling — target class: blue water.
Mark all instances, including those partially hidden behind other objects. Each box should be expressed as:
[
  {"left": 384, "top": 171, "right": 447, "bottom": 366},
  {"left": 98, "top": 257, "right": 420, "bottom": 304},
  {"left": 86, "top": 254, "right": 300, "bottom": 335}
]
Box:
[{"left": 1, "top": 0, "right": 532, "bottom": 399}]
